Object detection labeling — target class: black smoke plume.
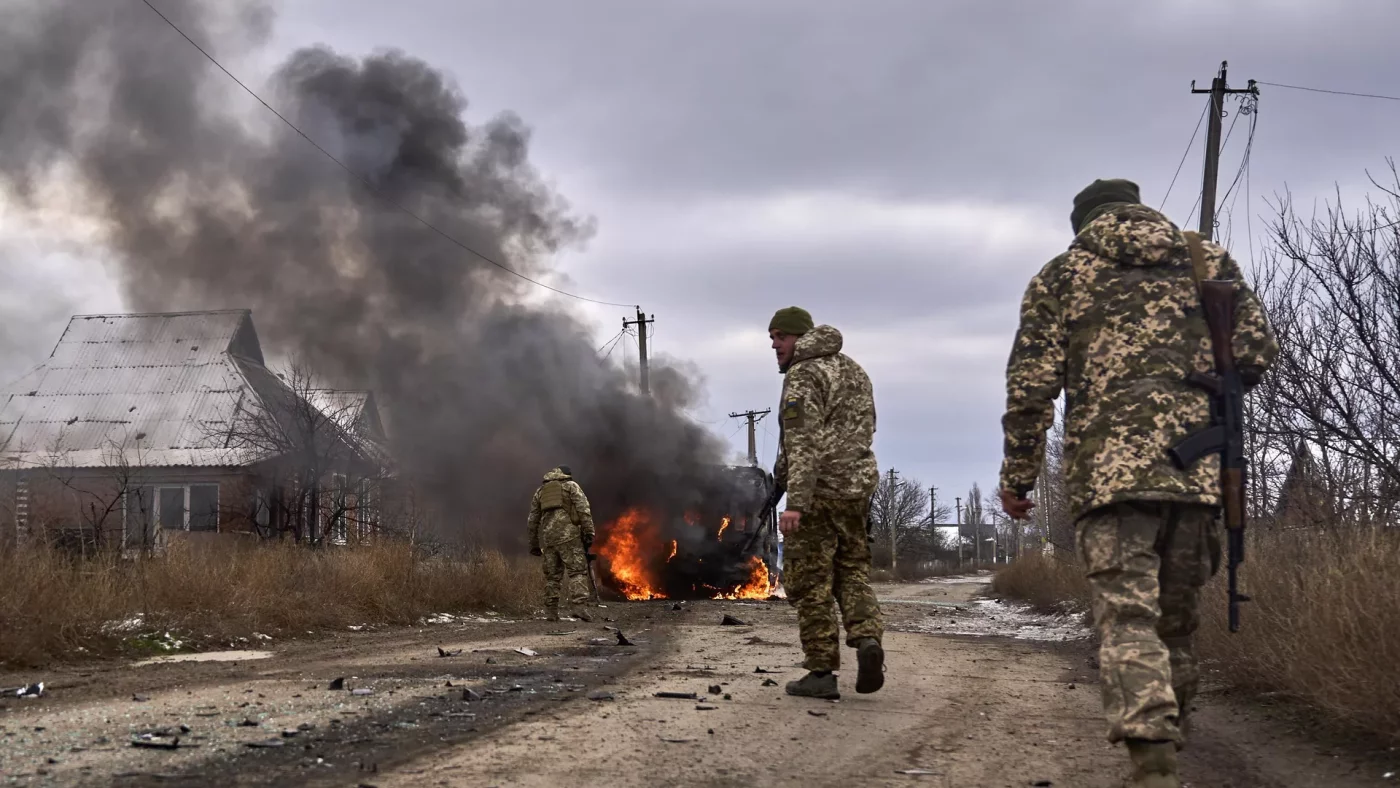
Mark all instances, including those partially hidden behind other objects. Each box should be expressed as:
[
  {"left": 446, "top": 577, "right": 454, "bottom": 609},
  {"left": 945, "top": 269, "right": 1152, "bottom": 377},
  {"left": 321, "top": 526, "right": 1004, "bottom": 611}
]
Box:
[{"left": 0, "top": 0, "right": 749, "bottom": 550}]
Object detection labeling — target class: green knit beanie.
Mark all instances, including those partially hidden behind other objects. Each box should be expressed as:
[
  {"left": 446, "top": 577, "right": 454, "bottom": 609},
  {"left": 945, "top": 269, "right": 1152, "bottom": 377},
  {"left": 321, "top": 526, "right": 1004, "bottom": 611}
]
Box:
[
  {"left": 1071, "top": 178, "right": 1141, "bottom": 233},
  {"left": 768, "top": 306, "right": 814, "bottom": 336}
]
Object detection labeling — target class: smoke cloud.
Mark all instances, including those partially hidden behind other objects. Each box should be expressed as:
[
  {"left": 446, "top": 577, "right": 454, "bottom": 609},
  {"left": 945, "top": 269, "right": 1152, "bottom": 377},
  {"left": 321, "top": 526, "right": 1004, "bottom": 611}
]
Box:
[{"left": 0, "top": 0, "right": 746, "bottom": 547}]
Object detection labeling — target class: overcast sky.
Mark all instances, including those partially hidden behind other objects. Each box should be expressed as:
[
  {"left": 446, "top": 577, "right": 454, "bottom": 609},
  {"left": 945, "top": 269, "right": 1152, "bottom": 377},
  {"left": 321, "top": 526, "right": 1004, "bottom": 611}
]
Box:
[{"left": 3, "top": 0, "right": 1399, "bottom": 518}]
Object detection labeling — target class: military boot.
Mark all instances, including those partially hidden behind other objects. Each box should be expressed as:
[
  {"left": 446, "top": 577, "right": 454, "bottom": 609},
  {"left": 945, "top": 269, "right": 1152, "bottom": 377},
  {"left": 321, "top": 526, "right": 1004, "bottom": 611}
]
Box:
[
  {"left": 545, "top": 606, "right": 560, "bottom": 622},
  {"left": 854, "top": 638, "right": 885, "bottom": 694},
  {"left": 570, "top": 607, "right": 594, "bottom": 623},
  {"left": 1125, "top": 739, "right": 1181, "bottom": 788},
  {"left": 784, "top": 671, "right": 840, "bottom": 700}
]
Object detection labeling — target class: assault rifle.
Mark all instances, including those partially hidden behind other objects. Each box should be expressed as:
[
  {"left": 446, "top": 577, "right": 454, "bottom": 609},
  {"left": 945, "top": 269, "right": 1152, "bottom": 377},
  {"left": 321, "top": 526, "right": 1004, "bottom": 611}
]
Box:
[{"left": 1166, "top": 231, "right": 1250, "bottom": 633}]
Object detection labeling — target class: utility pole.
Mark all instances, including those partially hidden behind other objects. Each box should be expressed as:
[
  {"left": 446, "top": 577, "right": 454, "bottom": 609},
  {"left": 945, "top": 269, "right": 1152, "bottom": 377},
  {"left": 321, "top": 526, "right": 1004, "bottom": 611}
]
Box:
[
  {"left": 928, "top": 485, "right": 938, "bottom": 527},
  {"left": 622, "top": 308, "right": 654, "bottom": 395},
  {"left": 1191, "top": 61, "right": 1259, "bottom": 241},
  {"left": 728, "top": 409, "right": 771, "bottom": 466},
  {"left": 886, "top": 468, "right": 899, "bottom": 573},
  {"left": 955, "top": 496, "right": 963, "bottom": 570}
]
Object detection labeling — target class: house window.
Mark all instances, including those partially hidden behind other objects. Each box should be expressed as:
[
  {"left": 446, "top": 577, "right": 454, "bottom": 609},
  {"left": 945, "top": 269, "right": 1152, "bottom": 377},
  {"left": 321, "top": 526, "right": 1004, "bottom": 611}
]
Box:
[{"left": 151, "top": 484, "right": 220, "bottom": 533}]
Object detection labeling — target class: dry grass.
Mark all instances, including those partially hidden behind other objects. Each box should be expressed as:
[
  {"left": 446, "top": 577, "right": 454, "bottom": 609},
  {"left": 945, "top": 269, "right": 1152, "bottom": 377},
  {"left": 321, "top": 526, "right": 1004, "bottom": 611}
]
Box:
[
  {"left": 0, "top": 541, "right": 542, "bottom": 668},
  {"left": 1197, "top": 526, "right": 1400, "bottom": 744},
  {"left": 991, "top": 552, "right": 1091, "bottom": 615}
]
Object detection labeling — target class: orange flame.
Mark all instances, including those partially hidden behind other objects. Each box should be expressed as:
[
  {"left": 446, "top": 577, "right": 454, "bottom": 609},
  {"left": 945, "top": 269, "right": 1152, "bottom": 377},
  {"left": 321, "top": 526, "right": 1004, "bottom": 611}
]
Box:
[
  {"left": 594, "top": 507, "right": 667, "bottom": 600},
  {"left": 712, "top": 556, "right": 772, "bottom": 600},
  {"left": 667, "top": 539, "right": 678, "bottom": 562},
  {"left": 717, "top": 516, "right": 731, "bottom": 541}
]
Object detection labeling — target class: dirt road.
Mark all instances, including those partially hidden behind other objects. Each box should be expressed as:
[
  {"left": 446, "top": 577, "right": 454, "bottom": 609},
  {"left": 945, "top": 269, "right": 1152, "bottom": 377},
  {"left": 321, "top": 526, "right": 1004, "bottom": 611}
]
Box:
[{"left": 1, "top": 577, "right": 1394, "bottom": 787}]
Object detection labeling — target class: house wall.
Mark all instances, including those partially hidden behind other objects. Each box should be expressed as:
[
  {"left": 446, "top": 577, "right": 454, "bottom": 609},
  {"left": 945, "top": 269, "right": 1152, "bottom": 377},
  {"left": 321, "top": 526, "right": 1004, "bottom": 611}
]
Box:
[{"left": 0, "top": 467, "right": 263, "bottom": 554}]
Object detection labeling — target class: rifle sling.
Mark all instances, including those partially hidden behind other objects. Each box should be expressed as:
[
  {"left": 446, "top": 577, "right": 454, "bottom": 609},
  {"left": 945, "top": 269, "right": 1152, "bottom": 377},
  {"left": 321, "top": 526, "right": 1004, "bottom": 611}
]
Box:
[{"left": 1182, "top": 230, "right": 1209, "bottom": 295}]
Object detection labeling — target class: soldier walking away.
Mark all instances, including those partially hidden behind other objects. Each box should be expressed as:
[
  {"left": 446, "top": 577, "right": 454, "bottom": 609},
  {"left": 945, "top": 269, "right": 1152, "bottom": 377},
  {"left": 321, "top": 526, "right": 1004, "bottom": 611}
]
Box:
[
  {"left": 997, "top": 179, "right": 1277, "bottom": 788},
  {"left": 526, "top": 465, "right": 597, "bottom": 623},
  {"left": 768, "top": 307, "right": 885, "bottom": 701}
]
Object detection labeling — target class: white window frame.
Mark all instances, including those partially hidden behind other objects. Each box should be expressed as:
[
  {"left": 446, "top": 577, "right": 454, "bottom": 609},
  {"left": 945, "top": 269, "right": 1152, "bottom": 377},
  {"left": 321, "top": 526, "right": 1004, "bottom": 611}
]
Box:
[{"left": 151, "top": 483, "right": 220, "bottom": 533}]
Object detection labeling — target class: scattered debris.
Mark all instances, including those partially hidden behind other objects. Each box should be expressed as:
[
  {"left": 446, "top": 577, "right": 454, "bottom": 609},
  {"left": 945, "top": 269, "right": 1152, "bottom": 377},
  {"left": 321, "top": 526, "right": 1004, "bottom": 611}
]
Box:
[
  {"left": 672, "top": 603, "right": 684, "bottom": 611},
  {"left": 695, "top": 704, "right": 717, "bottom": 711},
  {"left": 754, "top": 667, "right": 776, "bottom": 674},
  {"left": 762, "top": 678, "right": 778, "bottom": 687},
  {"left": 895, "top": 769, "right": 941, "bottom": 776},
  {"left": 655, "top": 692, "right": 699, "bottom": 700},
  {"left": 588, "top": 638, "right": 613, "bottom": 646},
  {"left": 328, "top": 678, "right": 345, "bottom": 691},
  {"left": 1031, "top": 781, "right": 1054, "bottom": 787},
  {"left": 245, "top": 739, "right": 286, "bottom": 749},
  {"left": 721, "top": 614, "right": 748, "bottom": 626},
  {"left": 486, "top": 657, "right": 497, "bottom": 664},
  {"left": 586, "top": 690, "right": 615, "bottom": 702},
  {"left": 132, "top": 694, "right": 150, "bottom": 702},
  {"left": 546, "top": 630, "right": 577, "bottom": 636},
  {"left": 659, "top": 736, "right": 696, "bottom": 743},
  {"left": 437, "top": 647, "right": 463, "bottom": 658},
  {"left": 616, "top": 631, "right": 635, "bottom": 647},
  {"left": 808, "top": 710, "right": 828, "bottom": 717},
  {"left": 724, "top": 694, "right": 732, "bottom": 701},
  {"left": 708, "top": 685, "right": 723, "bottom": 695},
  {"left": 351, "top": 689, "right": 374, "bottom": 697},
  {"left": 515, "top": 647, "right": 539, "bottom": 657},
  {"left": 131, "top": 736, "right": 183, "bottom": 750},
  {"left": 281, "top": 729, "right": 301, "bottom": 738},
  {"left": 10, "top": 683, "right": 44, "bottom": 698},
  {"left": 238, "top": 719, "right": 261, "bottom": 727}
]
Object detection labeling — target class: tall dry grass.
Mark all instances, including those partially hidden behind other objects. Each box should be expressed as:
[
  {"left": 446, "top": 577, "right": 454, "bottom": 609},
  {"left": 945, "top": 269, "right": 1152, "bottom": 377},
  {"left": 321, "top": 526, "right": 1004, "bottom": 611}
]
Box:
[
  {"left": 0, "top": 541, "right": 542, "bottom": 668},
  {"left": 991, "top": 552, "right": 1091, "bottom": 614},
  {"left": 1197, "top": 525, "right": 1400, "bottom": 743}
]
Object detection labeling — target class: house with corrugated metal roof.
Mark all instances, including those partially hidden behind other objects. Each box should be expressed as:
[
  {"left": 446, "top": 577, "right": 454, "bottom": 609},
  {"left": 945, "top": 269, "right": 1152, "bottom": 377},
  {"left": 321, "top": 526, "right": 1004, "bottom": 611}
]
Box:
[{"left": 0, "top": 310, "right": 390, "bottom": 553}]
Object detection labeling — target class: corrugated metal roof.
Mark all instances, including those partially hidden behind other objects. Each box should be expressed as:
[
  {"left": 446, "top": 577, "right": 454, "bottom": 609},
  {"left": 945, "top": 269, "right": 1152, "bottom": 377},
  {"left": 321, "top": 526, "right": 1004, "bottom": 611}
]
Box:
[{"left": 0, "top": 310, "right": 284, "bottom": 470}]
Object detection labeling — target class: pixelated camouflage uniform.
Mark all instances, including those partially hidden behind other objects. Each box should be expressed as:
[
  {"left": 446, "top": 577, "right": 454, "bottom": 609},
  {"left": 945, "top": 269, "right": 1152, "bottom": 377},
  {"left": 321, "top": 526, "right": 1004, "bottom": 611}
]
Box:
[
  {"left": 999, "top": 203, "right": 1277, "bottom": 745},
  {"left": 526, "top": 468, "right": 596, "bottom": 613},
  {"left": 773, "top": 324, "right": 883, "bottom": 672}
]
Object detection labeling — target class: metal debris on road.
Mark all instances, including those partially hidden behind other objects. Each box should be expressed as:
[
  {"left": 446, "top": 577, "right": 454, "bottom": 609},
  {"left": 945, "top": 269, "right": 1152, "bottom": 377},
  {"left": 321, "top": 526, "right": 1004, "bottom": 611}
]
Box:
[
  {"left": 754, "top": 667, "right": 776, "bottom": 674},
  {"left": 546, "top": 630, "right": 578, "bottom": 636},
  {"left": 515, "top": 647, "right": 539, "bottom": 657},
  {"left": 616, "top": 631, "right": 635, "bottom": 646},
  {"left": 245, "top": 739, "right": 286, "bottom": 749},
  {"left": 6, "top": 682, "right": 45, "bottom": 698},
  {"left": 132, "top": 694, "right": 150, "bottom": 702},
  {"left": 721, "top": 614, "right": 748, "bottom": 626},
  {"left": 437, "top": 647, "right": 462, "bottom": 657},
  {"left": 328, "top": 677, "right": 345, "bottom": 691},
  {"left": 895, "top": 769, "right": 941, "bottom": 775},
  {"left": 808, "top": 710, "right": 828, "bottom": 717},
  {"left": 695, "top": 704, "right": 717, "bottom": 711},
  {"left": 654, "top": 691, "right": 699, "bottom": 700},
  {"left": 761, "top": 678, "right": 778, "bottom": 686},
  {"left": 589, "top": 638, "right": 612, "bottom": 646},
  {"left": 708, "top": 685, "right": 722, "bottom": 694},
  {"left": 351, "top": 688, "right": 374, "bottom": 696},
  {"left": 461, "top": 688, "right": 483, "bottom": 702},
  {"left": 130, "top": 735, "right": 184, "bottom": 750},
  {"left": 586, "top": 690, "right": 616, "bottom": 701}
]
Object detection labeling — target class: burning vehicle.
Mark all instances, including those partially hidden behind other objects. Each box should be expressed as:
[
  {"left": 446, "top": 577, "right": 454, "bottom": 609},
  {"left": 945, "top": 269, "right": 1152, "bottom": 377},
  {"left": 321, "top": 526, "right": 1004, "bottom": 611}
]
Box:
[{"left": 593, "top": 464, "right": 780, "bottom": 601}]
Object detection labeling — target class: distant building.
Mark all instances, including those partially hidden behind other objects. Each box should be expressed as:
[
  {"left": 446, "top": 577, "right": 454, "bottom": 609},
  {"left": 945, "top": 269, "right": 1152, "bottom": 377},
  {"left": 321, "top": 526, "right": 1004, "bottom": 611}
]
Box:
[{"left": 0, "top": 310, "right": 390, "bottom": 553}]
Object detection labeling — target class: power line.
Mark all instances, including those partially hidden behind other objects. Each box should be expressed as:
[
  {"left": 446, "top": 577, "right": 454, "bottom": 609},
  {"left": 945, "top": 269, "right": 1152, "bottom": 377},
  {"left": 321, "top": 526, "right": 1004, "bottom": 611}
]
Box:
[
  {"left": 595, "top": 329, "right": 624, "bottom": 355},
  {"left": 1161, "top": 97, "right": 1210, "bottom": 210},
  {"left": 1258, "top": 81, "right": 1400, "bottom": 103},
  {"left": 139, "top": 0, "right": 637, "bottom": 309}
]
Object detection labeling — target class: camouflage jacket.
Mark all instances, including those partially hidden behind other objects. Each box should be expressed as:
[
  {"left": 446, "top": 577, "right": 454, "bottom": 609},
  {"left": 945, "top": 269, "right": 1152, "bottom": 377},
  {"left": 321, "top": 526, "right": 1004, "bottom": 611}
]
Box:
[
  {"left": 527, "top": 468, "right": 595, "bottom": 549},
  {"left": 999, "top": 204, "right": 1278, "bottom": 520},
  {"left": 773, "top": 325, "right": 880, "bottom": 511}
]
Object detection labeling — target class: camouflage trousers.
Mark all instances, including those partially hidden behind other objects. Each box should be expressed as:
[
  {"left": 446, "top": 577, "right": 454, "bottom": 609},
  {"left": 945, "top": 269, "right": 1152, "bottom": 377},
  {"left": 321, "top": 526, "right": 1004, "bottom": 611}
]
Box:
[
  {"left": 1078, "top": 501, "right": 1221, "bottom": 745},
  {"left": 541, "top": 541, "right": 590, "bottom": 610},
  {"left": 784, "top": 495, "right": 883, "bottom": 672}
]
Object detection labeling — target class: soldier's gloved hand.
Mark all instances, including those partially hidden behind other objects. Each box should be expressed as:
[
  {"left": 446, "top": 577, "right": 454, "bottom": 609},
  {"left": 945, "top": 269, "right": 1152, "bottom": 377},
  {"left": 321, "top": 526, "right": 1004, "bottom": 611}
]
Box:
[
  {"left": 529, "top": 546, "right": 542, "bottom": 556},
  {"left": 582, "top": 534, "right": 594, "bottom": 548}
]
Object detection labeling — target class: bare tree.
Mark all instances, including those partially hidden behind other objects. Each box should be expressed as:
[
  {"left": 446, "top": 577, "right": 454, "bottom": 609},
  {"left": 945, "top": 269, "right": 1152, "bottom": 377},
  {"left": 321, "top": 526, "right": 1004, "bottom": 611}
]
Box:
[
  {"left": 210, "top": 360, "right": 394, "bottom": 546},
  {"left": 869, "top": 469, "right": 943, "bottom": 569},
  {"left": 1252, "top": 162, "right": 1400, "bottom": 527}
]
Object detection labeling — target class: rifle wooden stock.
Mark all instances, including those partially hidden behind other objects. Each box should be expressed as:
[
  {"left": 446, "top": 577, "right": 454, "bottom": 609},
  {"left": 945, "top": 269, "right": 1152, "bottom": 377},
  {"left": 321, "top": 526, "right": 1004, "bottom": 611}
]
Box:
[{"left": 1201, "top": 280, "right": 1238, "bottom": 374}]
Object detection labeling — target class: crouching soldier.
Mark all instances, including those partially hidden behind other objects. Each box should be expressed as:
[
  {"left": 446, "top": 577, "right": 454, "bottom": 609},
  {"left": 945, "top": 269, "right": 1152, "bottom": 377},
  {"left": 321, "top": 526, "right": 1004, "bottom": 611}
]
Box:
[{"left": 527, "top": 465, "right": 596, "bottom": 622}]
